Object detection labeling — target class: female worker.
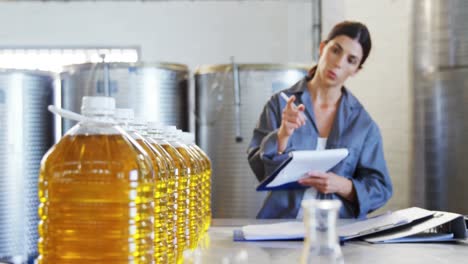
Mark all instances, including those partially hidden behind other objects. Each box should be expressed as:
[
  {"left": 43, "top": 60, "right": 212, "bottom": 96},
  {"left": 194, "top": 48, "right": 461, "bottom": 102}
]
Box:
[{"left": 247, "top": 21, "right": 392, "bottom": 219}]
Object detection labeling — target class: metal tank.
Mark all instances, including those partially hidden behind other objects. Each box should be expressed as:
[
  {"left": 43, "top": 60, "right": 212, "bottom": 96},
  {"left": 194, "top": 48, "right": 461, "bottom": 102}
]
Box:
[
  {"left": 195, "top": 63, "right": 308, "bottom": 218},
  {"left": 0, "top": 69, "right": 54, "bottom": 262},
  {"left": 60, "top": 62, "right": 189, "bottom": 134},
  {"left": 412, "top": 0, "right": 468, "bottom": 214}
]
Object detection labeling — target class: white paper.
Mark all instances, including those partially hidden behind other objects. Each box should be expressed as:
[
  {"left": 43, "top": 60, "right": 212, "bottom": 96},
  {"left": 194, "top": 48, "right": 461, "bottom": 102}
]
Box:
[
  {"left": 242, "top": 221, "right": 304, "bottom": 240},
  {"left": 364, "top": 211, "right": 460, "bottom": 243},
  {"left": 240, "top": 207, "right": 434, "bottom": 241},
  {"left": 337, "top": 207, "right": 433, "bottom": 238},
  {"left": 241, "top": 220, "right": 351, "bottom": 240},
  {"left": 266, "top": 149, "right": 349, "bottom": 188}
]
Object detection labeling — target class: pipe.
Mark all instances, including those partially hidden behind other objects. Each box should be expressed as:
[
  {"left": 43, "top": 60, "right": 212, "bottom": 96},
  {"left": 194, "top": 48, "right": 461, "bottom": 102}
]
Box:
[{"left": 231, "top": 56, "right": 243, "bottom": 143}]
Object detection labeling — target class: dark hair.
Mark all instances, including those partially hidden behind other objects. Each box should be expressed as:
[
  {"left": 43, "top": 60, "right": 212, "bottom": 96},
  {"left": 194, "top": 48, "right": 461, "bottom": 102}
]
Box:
[{"left": 326, "top": 21, "right": 372, "bottom": 68}]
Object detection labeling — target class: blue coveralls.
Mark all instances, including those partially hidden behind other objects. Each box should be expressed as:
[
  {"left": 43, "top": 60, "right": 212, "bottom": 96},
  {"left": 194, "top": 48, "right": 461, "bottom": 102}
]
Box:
[{"left": 247, "top": 76, "right": 393, "bottom": 219}]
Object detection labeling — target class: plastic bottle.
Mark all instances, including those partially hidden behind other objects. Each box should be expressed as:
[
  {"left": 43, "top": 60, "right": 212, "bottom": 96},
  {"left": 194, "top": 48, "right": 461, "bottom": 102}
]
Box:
[
  {"left": 179, "top": 132, "right": 204, "bottom": 237},
  {"left": 147, "top": 123, "right": 189, "bottom": 263},
  {"left": 115, "top": 109, "right": 169, "bottom": 264},
  {"left": 174, "top": 129, "right": 203, "bottom": 249},
  {"left": 136, "top": 122, "right": 178, "bottom": 264},
  {"left": 183, "top": 132, "right": 212, "bottom": 231},
  {"left": 38, "top": 97, "right": 154, "bottom": 264}
]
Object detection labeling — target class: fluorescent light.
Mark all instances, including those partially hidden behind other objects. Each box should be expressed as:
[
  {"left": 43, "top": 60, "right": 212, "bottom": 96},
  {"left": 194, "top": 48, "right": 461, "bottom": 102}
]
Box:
[{"left": 0, "top": 48, "right": 139, "bottom": 73}]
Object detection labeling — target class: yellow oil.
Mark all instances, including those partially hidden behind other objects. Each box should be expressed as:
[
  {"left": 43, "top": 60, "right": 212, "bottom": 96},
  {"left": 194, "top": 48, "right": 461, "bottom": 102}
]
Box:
[
  {"left": 136, "top": 138, "right": 168, "bottom": 264},
  {"left": 37, "top": 134, "right": 154, "bottom": 264},
  {"left": 147, "top": 140, "right": 178, "bottom": 264},
  {"left": 189, "top": 144, "right": 212, "bottom": 231},
  {"left": 175, "top": 146, "right": 202, "bottom": 249},
  {"left": 160, "top": 143, "right": 190, "bottom": 261},
  {"left": 182, "top": 145, "right": 205, "bottom": 238}
]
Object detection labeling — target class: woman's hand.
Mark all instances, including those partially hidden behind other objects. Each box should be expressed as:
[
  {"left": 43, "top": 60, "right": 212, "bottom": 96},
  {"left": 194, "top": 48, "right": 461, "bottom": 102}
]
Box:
[
  {"left": 298, "top": 171, "right": 356, "bottom": 202},
  {"left": 277, "top": 95, "right": 306, "bottom": 153}
]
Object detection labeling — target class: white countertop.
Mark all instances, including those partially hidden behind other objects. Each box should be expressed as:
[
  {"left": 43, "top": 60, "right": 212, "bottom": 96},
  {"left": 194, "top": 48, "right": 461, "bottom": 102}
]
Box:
[{"left": 183, "top": 218, "right": 468, "bottom": 264}]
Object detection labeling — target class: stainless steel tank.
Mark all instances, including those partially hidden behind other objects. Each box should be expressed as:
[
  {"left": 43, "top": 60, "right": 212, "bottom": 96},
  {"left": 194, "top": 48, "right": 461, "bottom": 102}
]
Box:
[
  {"left": 195, "top": 64, "right": 308, "bottom": 218},
  {"left": 0, "top": 69, "right": 54, "bottom": 262},
  {"left": 412, "top": 0, "right": 468, "bottom": 214},
  {"left": 60, "top": 62, "right": 189, "bottom": 134}
]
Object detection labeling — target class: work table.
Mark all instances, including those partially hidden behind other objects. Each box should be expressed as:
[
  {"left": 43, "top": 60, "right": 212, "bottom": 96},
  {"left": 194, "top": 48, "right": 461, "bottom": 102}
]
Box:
[{"left": 183, "top": 219, "right": 468, "bottom": 263}]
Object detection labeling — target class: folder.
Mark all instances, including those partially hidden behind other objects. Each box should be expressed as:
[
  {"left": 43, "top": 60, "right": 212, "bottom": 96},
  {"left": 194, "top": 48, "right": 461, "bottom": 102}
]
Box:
[
  {"left": 233, "top": 207, "right": 466, "bottom": 243},
  {"left": 237, "top": 221, "right": 305, "bottom": 241},
  {"left": 337, "top": 207, "right": 434, "bottom": 241},
  {"left": 363, "top": 211, "right": 468, "bottom": 243},
  {"left": 256, "top": 149, "right": 349, "bottom": 191},
  {"left": 233, "top": 221, "right": 345, "bottom": 244},
  {"left": 233, "top": 226, "right": 303, "bottom": 242}
]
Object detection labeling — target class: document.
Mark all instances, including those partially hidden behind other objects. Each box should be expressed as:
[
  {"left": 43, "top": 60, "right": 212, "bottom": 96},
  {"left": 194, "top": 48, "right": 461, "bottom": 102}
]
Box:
[
  {"left": 364, "top": 211, "right": 467, "bottom": 243},
  {"left": 239, "top": 221, "right": 304, "bottom": 241},
  {"left": 256, "top": 149, "right": 349, "bottom": 191},
  {"left": 338, "top": 207, "right": 434, "bottom": 239},
  {"left": 234, "top": 207, "right": 446, "bottom": 243}
]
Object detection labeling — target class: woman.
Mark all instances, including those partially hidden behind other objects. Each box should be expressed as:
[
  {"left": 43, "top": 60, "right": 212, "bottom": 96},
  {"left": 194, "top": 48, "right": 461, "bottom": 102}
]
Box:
[{"left": 247, "top": 21, "right": 392, "bottom": 219}]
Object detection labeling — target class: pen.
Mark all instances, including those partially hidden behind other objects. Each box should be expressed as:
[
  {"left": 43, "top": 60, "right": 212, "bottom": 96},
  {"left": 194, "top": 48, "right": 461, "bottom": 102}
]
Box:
[
  {"left": 280, "top": 92, "right": 306, "bottom": 120},
  {"left": 280, "top": 92, "right": 297, "bottom": 109}
]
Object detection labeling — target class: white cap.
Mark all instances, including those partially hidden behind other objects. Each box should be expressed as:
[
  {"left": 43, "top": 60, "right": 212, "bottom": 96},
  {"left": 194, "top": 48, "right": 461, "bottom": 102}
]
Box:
[
  {"left": 183, "top": 132, "right": 195, "bottom": 144},
  {"left": 162, "top": 126, "right": 178, "bottom": 138},
  {"left": 164, "top": 126, "right": 177, "bottom": 134},
  {"left": 130, "top": 118, "right": 148, "bottom": 133},
  {"left": 115, "top": 108, "right": 134, "bottom": 121},
  {"left": 81, "top": 96, "right": 115, "bottom": 116},
  {"left": 175, "top": 129, "right": 184, "bottom": 141},
  {"left": 179, "top": 131, "right": 189, "bottom": 144},
  {"left": 131, "top": 117, "right": 147, "bottom": 126},
  {"left": 166, "top": 126, "right": 177, "bottom": 131},
  {"left": 147, "top": 122, "right": 165, "bottom": 130}
]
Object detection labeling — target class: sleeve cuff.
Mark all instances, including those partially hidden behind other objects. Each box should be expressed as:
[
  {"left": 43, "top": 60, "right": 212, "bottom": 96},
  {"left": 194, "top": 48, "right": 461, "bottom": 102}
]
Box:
[
  {"left": 260, "top": 130, "right": 293, "bottom": 158},
  {"left": 351, "top": 179, "right": 369, "bottom": 219},
  {"left": 258, "top": 130, "right": 293, "bottom": 176}
]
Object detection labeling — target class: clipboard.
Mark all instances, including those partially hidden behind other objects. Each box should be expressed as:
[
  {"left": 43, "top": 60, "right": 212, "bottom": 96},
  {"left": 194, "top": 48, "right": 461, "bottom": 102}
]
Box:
[{"left": 256, "top": 149, "right": 349, "bottom": 191}]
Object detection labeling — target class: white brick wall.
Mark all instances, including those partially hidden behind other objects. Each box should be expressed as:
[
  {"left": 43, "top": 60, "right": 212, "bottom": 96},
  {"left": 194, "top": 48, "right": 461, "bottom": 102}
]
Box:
[
  {"left": 0, "top": 1, "right": 313, "bottom": 69},
  {"left": 323, "top": 0, "right": 413, "bottom": 213}
]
